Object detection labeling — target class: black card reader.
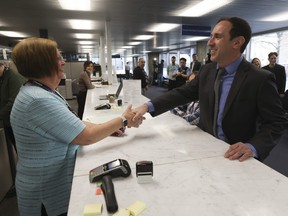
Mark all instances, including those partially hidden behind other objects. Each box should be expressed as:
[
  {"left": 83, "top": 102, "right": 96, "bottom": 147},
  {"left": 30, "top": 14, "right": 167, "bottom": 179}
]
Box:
[{"left": 89, "top": 159, "right": 131, "bottom": 183}]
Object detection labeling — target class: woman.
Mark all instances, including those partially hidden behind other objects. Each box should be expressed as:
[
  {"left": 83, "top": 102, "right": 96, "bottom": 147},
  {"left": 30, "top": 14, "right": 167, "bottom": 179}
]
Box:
[
  {"left": 251, "top": 57, "right": 261, "bottom": 68},
  {"left": 77, "top": 61, "right": 95, "bottom": 119},
  {"left": 11, "top": 37, "right": 141, "bottom": 216}
]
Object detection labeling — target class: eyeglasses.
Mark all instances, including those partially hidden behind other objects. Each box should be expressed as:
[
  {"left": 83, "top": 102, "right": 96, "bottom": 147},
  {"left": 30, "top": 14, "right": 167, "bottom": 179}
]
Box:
[
  {"left": 57, "top": 55, "right": 65, "bottom": 62},
  {"left": 180, "top": 61, "right": 185, "bottom": 63}
]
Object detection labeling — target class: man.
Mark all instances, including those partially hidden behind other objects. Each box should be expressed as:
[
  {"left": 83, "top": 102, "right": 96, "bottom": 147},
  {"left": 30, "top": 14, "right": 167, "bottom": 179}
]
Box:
[
  {"left": 262, "top": 52, "right": 286, "bottom": 95},
  {"left": 133, "top": 17, "right": 287, "bottom": 162},
  {"left": 125, "top": 62, "right": 130, "bottom": 79},
  {"left": 0, "top": 62, "right": 25, "bottom": 186},
  {"left": 157, "top": 59, "right": 164, "bottom": 87},
  {"left": 167, "top": 56, "right": 179, "bottom": 90},
  {"left": 174, "top": 57, "right": 190, "bottom": 88},
  {"left": 133, "top": 58, "right": 148, "bottom": 94},
  {"left": 190, "top": 53, "right": 201, "bottom": 74}
]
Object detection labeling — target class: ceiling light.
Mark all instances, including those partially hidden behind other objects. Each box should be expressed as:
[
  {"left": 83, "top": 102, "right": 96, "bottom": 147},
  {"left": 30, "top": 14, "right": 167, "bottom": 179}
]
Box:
[
  {"left": 148, "top": 23, "right": 179, "bottom": 32},
  {"left": 261, "top": 12, "right": 288, "bottom": 21},
  {"left": 128, "top": 41, "right": 142, "bottom": 45},
  {"left": 58, "top": 0, "right": 91, "bottom": 11},
  {"left": 0, "top": 31, "right": 28, "bottom": 38},
  {"left": 122, "top": 46, "right": 133, "bottom": 49},
  {"left": 115, "top": 49, "right": 126, "bottom": 53},
  {"left": 81, "top": 45, "right": 94, "bottom": 48},
  {"left": 79, "top": 41, "right": 94, "bottom": 45},
  {"left": 141, "top": 51, "right": 151, "bottom": 53},
  {"left": 133, "top": 35, "right": 154, "bottom": 40},
  {"left": 69, "top": 19, "right": 94, "bottom": 30},
  {"left": 179, "top": 0, "right": 233, "bottom": 17},
  {"left": 74, "top": 33, "right": 94, "bottom": 39},
  {"left": 184, "top": 36, "right": 209, "bottom": 41},
  {"left": 155, "top": 46, "right": 169, "bottom": 49}
]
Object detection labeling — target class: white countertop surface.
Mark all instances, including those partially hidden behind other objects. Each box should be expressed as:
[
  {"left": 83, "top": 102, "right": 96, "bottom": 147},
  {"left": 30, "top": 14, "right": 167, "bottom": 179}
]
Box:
[{"left": 68, "top": 81, "right": 288, "bottom": 216}]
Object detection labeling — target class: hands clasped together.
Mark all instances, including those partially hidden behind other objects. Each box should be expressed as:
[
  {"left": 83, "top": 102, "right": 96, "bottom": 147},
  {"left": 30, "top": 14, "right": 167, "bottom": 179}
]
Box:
[
  {"left": 112, "top": 104, "right": 147, "bottom": 137},
  {"left": 122, "top": 104, "right": 146, "bottom": 128}
]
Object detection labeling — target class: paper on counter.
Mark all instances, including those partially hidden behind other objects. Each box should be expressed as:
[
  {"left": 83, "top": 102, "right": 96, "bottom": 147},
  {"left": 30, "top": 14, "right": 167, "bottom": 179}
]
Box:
[
  {"left": 112, "top": 208, "right": 130, "bottom": 216},
  {"left": 83, "top": 203, "right": 102, "bottom": 216},
  {"left": 126, "top": 200, "right": 146, "bottom": 216}
]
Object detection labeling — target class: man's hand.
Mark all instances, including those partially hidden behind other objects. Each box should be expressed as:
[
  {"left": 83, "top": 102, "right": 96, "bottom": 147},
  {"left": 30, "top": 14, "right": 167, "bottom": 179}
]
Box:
[
  {"left": 122, "top": 105, "right": 144, "bottom": 128},
  {"left": 132, "top": 104, "right": 148, "bottom": 123},
  {"left": 224, "top": 142, "right": 254, "bottom": 162},
  {"left": 176, "top": 71, "right": 181, "bottom": 76}
]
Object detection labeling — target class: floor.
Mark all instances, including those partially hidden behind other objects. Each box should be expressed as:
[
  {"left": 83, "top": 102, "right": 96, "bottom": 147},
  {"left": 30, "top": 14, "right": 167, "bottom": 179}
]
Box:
[{"left": 0, "top": 85, "right": 167, "bottom": 216}]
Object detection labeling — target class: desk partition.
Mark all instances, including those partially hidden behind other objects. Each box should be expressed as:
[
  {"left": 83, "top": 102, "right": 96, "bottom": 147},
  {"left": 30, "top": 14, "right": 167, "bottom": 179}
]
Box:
[{"left": 68, "top": 81, "right": 288, "bottom": 216}]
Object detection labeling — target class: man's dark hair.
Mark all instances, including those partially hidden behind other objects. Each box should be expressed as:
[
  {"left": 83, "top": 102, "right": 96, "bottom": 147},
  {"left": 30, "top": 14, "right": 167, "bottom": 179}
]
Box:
[
  {"left": 268, "top": 52, "right": 278, "bottom": 58},
  {"left": 217, "top": 17, "right": 251, "bottom": 53},
  {"left": 180, "top": 57, "right": 186, "bottom": 62}
]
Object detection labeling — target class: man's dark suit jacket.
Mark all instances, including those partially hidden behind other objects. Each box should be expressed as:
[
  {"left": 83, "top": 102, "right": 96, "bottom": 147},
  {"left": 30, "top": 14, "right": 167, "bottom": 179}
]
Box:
[
  {"left": 133, "top": 66, "right": 147, "bottom": 89},
  {"left": 262, "top": 64, "right": 286, "bottom": 94},
  {"left": 190, "top": 61, "right": 201, "bottom": 73},
  {"left": 150, "top": 59, "right": 287, "bottom": 161}
]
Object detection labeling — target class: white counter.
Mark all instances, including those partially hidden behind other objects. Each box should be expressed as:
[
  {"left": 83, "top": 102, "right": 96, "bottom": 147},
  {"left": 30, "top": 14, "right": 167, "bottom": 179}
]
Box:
[{"left": 68, "top": 82, "right": 288, "bottom": 216}]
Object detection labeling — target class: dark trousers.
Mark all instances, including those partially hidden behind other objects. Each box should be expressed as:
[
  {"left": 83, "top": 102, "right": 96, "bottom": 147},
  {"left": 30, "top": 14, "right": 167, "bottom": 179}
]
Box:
[
  {"left": 77, "top": 91, "right": 87, "bottom": 120},
  {"left": 125, "top": 70, "right": 130, "bottom": 79},
  {"left": 4, "top": 126, "right": 17, "bottom": 184},
  {"left": 168, "top": 80, "right": 176, "bottom": 91}
]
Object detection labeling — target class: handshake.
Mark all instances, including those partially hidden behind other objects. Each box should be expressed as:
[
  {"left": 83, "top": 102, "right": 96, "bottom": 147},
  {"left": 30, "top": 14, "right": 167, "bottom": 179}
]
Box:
[
  {"left": 121, "top": 104, "right": 148, "bottom": 128},
  {"left": 111, "top": 104, "right": 148, "bottom": 137}
]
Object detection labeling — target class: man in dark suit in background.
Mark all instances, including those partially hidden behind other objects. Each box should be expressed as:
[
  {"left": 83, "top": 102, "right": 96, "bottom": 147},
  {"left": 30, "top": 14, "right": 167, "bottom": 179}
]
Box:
[
  {"left": 133, "top": 58, "right": 148, "bottom": 95},
  {"left": 133, "top": 17, "right": 287, "bottom": 162},
  {"left": 262, "top": 52, "right": 286, "bottom": 95},
  {"left": 190, "top": 53, "right": 201, "bottom": 73}
]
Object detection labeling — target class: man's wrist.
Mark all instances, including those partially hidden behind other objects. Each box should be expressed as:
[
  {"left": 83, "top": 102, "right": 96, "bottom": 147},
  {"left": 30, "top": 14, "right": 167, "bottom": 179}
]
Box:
[{"left": 145, "top": 102, "right": 155, "bottom": 113}]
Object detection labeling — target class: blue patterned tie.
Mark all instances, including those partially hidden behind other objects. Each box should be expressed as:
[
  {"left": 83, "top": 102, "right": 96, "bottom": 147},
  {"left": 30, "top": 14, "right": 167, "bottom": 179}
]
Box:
[{"left": 213, "top": 68, "right": 226, "bottom": 136}]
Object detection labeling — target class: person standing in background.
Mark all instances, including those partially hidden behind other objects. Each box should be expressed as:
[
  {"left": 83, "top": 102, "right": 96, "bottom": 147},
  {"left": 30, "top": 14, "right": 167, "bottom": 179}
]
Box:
[
  {"left": 205, "top": 52, "right": 212, "bottom": 64},
  {"left": 262, "top": 52, "right": 286, "bottom": 95},
  {"left": 133, "top": 58, "right": 148, "bottom": 95},
  {"left": 167, "top": 56, "right": 179, "bottom": 90},
  {"left": 77, "top": 61, "right": 95, "bottom": 119},
  {"left": 251, "top": 57, "right": 261, "bottom": 68},
  {"left": 0, "top": 62, "right": 25, "bottom": 187},
  {"left": 157, "top": 59, "right": 164, "bottom": 87},
  {"left": 152, "top": 60, "right": 158, "bottom": 85},
  {"left": 174, "top": 57, "right": 190, "bottom": 88},
  {"left": 190, "top": 54, "right": 201, "bottom": 74},
  {"left": 125, "top": 62, "right": 130, "bottom": 79}
]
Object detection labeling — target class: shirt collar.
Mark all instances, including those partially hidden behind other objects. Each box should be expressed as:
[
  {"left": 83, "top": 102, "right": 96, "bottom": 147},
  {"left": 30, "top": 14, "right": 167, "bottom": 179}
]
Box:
[{"left": 217, "top": 55, "right": 243, "bottom": 75}]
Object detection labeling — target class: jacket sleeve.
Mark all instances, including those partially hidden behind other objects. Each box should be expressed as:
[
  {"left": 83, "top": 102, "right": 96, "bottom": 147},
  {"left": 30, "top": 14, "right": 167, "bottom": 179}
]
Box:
[{"left": 150, "top": 78, "right": 199, "bottom": 116}]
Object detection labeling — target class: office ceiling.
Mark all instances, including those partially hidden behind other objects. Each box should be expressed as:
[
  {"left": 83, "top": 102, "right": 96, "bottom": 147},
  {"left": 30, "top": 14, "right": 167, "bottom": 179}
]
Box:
[{"left": 1, "top": 0, "right": 288, "bottom": 58}]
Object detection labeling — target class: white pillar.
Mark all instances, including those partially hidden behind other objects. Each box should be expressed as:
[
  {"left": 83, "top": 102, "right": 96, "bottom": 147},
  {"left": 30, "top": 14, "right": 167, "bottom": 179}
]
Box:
[
  {"left": 2, "top": 49, "right": 7, "bottom": 60},
  {"left": 99, "top": 36, "right": 105, "bottom": 78},
  {"left": 105, "top": 20, "right": 113, "bottom": 84}
]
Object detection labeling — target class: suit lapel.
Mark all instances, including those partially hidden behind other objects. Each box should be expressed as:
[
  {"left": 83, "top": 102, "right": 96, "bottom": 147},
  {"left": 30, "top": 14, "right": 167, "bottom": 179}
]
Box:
[{"left": 222, "top": 59, "right": 249, "bottom": 117}]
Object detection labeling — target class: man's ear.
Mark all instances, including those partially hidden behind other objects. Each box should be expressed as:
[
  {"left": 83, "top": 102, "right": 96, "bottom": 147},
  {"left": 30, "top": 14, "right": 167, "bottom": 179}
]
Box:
[{"left": 233, "top": 36, "right": 245, "bottom": 49}]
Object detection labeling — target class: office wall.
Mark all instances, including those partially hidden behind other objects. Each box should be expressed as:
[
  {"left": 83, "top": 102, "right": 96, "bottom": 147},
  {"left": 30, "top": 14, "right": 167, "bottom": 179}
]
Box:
[{"left": 64, "top": 62, "right": 84, "bottom": 80}]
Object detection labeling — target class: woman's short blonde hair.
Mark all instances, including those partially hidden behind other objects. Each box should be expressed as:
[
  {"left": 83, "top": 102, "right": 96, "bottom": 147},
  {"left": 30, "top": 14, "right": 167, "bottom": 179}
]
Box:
[{"left": 12, "top": 37, "right": 59, "bottom": 79}]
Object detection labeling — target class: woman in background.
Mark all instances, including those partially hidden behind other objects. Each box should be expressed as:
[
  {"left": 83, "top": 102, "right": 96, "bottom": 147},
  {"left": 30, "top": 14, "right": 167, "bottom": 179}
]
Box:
[
  {"left": 77, "top": 61, "right": 95, "bottom": 119},
  {"left": 11, "top": 37, "right": 141, "bottom": 216},
  {"left": 251, "top": 57, "right": 261, "bottom": 68}
]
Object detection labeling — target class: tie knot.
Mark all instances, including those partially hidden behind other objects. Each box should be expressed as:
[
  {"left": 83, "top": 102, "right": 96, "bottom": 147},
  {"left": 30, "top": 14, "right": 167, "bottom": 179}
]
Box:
[{"left": 218, "top": 68, "right": 226, "bottom": 75}]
